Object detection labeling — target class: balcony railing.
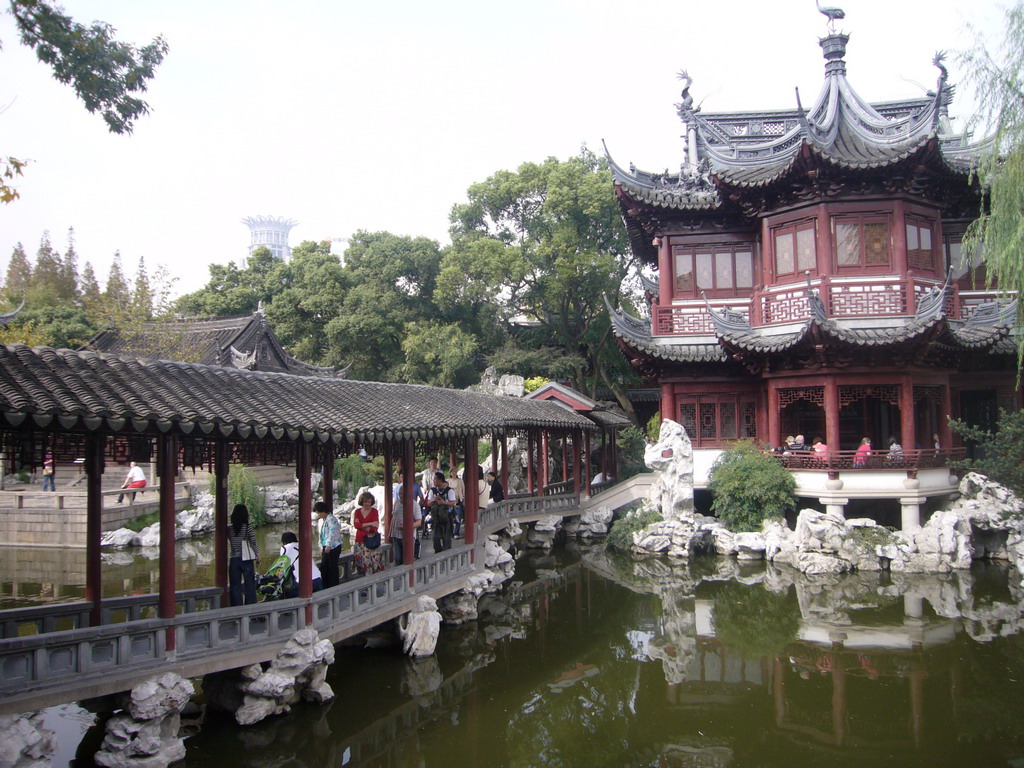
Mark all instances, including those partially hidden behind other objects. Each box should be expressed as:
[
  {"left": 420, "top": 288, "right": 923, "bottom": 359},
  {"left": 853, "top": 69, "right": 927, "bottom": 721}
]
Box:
[{"left": 771, "top": 447, "right": 965, "bottom": 472}]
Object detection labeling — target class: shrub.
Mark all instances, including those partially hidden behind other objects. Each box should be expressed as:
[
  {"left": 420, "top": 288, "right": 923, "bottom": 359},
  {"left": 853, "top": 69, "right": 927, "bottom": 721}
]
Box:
[
  {"left": 616, "top": 425, "right": 648, "bottom": 480},
  {"left": 523, "top": 376, "right": 547, "bottom": 394},
  {"left": 950, "top": 409, "right": 1024, "bottom": 495},
  {"left": 222, "top": 464, "right": 267, "bottom": 526},
  {"left": 646, "top": 411, "right": 661, "bottom": 442},
  {"left": 709, "top": 440, "right": 796, "bottom": 532},
  {"left": 335, "top": 454, "right": 372, "bottom": 501},
  {"left": 607, "top": 505, "right": 663, "bottom": 552},
  {"left": 124, "top": 511, "right": 159, "bottom": 532}
]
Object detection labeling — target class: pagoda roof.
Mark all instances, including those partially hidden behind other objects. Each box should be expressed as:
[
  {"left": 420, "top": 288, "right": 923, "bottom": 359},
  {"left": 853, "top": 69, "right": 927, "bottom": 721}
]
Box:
[
  {"left": 606, "top": 284, "right": 1017, "bottom": 365},
  {"left": 609, "top": 34, "right": 991, "bottom": 213},
  {"left": 85, "top": 307, "right": 347, "bottom": 378}
]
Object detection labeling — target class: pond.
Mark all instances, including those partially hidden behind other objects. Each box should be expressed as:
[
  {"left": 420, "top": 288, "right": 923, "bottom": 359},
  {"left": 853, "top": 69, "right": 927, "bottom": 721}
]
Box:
[{"left": 19, "top": 541, "right": 1024, "bottom": 767}]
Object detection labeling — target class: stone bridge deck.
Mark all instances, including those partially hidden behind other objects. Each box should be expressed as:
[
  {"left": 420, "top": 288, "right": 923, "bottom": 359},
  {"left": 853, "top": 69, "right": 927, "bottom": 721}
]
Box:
[{"left": 0, "top": 491, "right": 585, "bottom": 715}]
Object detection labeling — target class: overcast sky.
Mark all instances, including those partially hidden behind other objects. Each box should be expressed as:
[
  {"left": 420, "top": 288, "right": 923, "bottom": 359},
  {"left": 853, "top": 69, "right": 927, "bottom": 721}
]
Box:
[{"left": 0, "top": 0, "right": 1004, "bottom": 298}]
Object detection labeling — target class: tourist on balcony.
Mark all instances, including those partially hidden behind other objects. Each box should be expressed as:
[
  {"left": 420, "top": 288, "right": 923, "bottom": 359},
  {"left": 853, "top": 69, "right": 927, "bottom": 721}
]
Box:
[
  {"left": 390, "top": 482, "right": 422, "bottom": 565},
  {"left": 782, "top": 436, "right": 797, "bottom": 454},
  {"left": 887, "top": 436, "right": 904, "bottom": 464},
  {"left": 812, "top": 437, "right": 828, "bottom": 454},
  {"left": 854, "top": 437, "right": 872, "bottom": 467},
  {"left": 352, "top": 491, "right": 385, "bottom": 575},
  {"left": 933, "top": 433, "right": 941, "bottom": 451},
  {"left": 316, "top": 500, "right": 343, "bottom": 587},
  {"left": 228, "top": 503, "right": 260, "bottom": 606},
  {"left": 791, "top": 435, "right": 810, "bottom": 452}
]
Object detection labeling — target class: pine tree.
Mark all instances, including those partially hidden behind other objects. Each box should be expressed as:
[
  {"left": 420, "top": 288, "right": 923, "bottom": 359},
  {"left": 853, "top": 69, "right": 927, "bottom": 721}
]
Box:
[
  {"left": 132, "top": 256, "right": 153, "bottom": 319},
  {"left": 60, "top": 226, "right": 80, "bottom": 302},
  {"left": 80, "top": 262, "right": 102, "bottom": 314},
  {"left": 30, "top": 231, "right": 62, "bottom": 303},
  {"left": 4, "top": 243, "right": 32, "bottom": 304},
  {"left": 104, "top": 251, "right": 130, "bottom": 312}
]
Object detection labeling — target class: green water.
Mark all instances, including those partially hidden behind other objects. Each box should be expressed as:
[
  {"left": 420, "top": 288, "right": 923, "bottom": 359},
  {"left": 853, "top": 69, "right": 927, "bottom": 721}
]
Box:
[{"left": 18, "top": 543, "right": 1024, "bottom": 767}]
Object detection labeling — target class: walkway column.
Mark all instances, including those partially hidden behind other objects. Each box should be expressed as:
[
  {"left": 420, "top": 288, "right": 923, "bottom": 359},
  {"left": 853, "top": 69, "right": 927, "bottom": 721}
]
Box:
[
  {"left": 85, "top": 433, "right": 105, "bottom": 627},
  {"left": 383, "top": 448, "right": 393, "bottom": 539},
  {"left": 214, "top": 441, "right": 229, "bottom": 608},
  {"left": 526, "top": 431, "right": 535, "bottom": 494},
  {"left": 322, "top": 452, "right": 334, "bottom": 511},
  {"left": 572, "top": 431, "right": 581, "bottom": 495},
  {"left": 825, "top": 378, "right": 841, "bottom": 455},
  {"left": 583, "top": 431, "right": 591, "bottom": 498},
  {"left": 940, "top": 382, "right": 954, "bottom": 450},
  {"left": 158, "top": 434, "right": 178, "bottom": 652},
  {"left": 499, "top": 434, "right": 508, "bottom": 493},
  {"left": 402, "top": 438, "right": 416, "bottom": 577},
  {"left": 768, "top": 384, "right": 781, "bottom": 449},
  {"left": 900, "top": 497, "right": 923, "bottom": 532},
  {"left": 561, "top": 437, "right": 568, "bottom": 483},
  {"left": 610, "top": 429, "right": 619, "bottom": 481},
  {"left": 296, "top": 442, "right": 313, "bottom": 624},
  {"left": 491, "top": 435, "right": 498, "bottom": 473},
  {"left": 600, "top": 431, "right": 607, "bottom": 479},
  {"left": 540, "top": 430, "right": 550, "bottom": 494},
  {"left": 465, "top": 435, "right": 479, "bottom": 549}
]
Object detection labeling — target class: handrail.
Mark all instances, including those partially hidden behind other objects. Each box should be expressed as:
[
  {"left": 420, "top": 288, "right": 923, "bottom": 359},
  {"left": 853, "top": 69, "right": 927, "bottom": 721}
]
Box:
[{"left": 770, "top": 447, "right": 964, "bottom": 472}]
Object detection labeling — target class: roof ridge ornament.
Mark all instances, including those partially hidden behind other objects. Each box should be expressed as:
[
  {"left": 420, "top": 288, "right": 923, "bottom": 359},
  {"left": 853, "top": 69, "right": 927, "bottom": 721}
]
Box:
[{"left": 816, "top": 0, "right": 846, "bottom": 34}]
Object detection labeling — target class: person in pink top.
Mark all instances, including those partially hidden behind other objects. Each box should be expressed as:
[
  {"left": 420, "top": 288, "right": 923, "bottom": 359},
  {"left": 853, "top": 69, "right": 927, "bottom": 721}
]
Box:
[
  {"left": 353, "top": 491, "right": 385, "bottom": 575},
  {"left": 853, "top": 437, "right": 872, "bottom": 467}
]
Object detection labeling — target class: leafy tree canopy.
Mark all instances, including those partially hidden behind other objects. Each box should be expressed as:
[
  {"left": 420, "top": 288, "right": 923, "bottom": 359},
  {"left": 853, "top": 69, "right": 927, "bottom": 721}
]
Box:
[
  {"left": 958, "top": 2, "right": 1024, "bottom": 363},
  {"left": 950, "top": 409, "right": 1024, "bottom": 495}
]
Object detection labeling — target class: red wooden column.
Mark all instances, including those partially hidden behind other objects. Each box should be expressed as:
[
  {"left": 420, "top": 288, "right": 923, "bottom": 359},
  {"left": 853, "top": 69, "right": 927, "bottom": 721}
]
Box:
[
  {"left": 540, "top": 431, "right": 549, "bottom": 493},
  {"left": 383, "top": 448, "right": 393, "bottom": 540},
  {"left": 572, "top": 430, "right": 581, "bottom": 495},
  {"left": 465, "top": 435, "right": 479, "bottom": 549},
  {"left": 600, "top": 431, "right": 607, "bottom": 479},
  {"left": 526, "top": 431, "right": 535, "bottom": 494},
  {"left": 85, "top": 433, "right": 105, "bottom": 627},
  {"left": 583, "top": 431, "right": 591, "bottom": 498},
  {"left": 499, "top": 434, "right": 508, "bottom": 493},
  {"left": 767, "top": 384, "right": 781, "bottom": 449},
  {"left": 322, "top": 451, "right": 334, "bottom": 511},
  {"left": 940, "top": 382, "right": 954, "bottom": 451},
  {"left": 824, "top": 378, "right": 841, "bottom": 455},
  {"left": 296, "top": 442, "right": 313, "bottom": 624},
  {"left": 158, "top": 434, "right": 178, "bottom": 651},
  {"left": 610, "top": 430, "right": 619, "bottom": 481},
  {"left": 561, "top": 437, "right": 568, "bottom": 482},
  {"left": 214, "top": 441, "right": 230, "bottom": 608},
  {"left": 900, "top": 376, "right": 916, "bottom": 455},
  {"left": 491, "top": 434, "right": 498, "bottom": 474},
  {"left": 402, "top": 438, "right": 416, "bottom": 579}
]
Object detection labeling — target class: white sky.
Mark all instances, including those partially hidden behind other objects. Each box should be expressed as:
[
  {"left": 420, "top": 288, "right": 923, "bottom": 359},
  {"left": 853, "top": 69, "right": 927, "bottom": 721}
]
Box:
[{"left": 0, "top": 0, "right": 1005, "bottom": 298}]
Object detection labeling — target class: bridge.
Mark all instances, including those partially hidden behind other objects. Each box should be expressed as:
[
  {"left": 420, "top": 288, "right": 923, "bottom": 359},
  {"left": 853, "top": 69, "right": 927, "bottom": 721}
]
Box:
[{"left": 0, "top": 490, "right": 595, "bottom": 715}]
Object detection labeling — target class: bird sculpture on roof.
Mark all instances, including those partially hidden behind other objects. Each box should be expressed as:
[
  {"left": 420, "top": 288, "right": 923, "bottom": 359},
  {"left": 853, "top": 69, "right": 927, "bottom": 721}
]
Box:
[{"left": 815, "top": 0, "right": 845, "bottom": 32}]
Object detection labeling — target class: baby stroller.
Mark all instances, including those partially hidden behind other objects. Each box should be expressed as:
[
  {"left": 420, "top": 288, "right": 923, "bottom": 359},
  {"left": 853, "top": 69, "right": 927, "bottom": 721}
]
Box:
[{"left": 257, "top": 554, "right": 294, "bottom": 601}]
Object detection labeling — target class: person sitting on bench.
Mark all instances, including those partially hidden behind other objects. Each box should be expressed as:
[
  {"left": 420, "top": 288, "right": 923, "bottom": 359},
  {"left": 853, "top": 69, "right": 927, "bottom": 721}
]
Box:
[{"left": 117, "top": 462, "right": 147, "bottom": 502}]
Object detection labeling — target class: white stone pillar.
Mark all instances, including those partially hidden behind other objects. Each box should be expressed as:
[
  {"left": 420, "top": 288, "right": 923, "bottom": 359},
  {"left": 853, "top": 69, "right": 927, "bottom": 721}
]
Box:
[
  {"left": 900, "top": 497, "right": 922, "bottom": 532},
  {"left": 820, "top": 497, "right": 848, "bottom": 518}
]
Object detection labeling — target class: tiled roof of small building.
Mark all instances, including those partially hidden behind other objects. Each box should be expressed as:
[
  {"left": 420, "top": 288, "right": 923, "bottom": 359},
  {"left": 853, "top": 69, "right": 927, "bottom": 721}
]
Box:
[
  {"left": 85, "top": 309, "right": 346, "bottom": 378},
  {"left": 0, "top": 346, "right": 596, "bottom": 443}
]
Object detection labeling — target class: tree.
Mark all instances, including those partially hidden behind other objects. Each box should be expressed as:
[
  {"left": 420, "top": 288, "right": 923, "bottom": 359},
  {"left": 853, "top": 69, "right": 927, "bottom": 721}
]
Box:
[
  {"left": 709, "top": 440, "right": 797, "bottom": 531},
  {"left": 79, "top": 261, "right": 101, "bottom": 314},
  {"left": 104, "top": 251, "right": 130, "bottom": 311},
  {"left": 950, "top": 409, "right": 1024, "bottom": 495},
  {"left": 400, "top": 320, "right": 479, "bottom": 388},
  {"left": 175, "top": 246, "right": 287, "bottom": 318},
  {"left": 444, "top": 148, "right": 641, "bottom": 419},
  {"left": 132, "top": 255, "right": 153, "bottom": 319},
  {"left": 958, "top": 2, "right": 1024, "bottom": 361},
  {"left": 3, "top": 242, "right": 31, "bottom": 303},
  {"left": 3, "top": 0, "right": 168, "bottom": 201}
]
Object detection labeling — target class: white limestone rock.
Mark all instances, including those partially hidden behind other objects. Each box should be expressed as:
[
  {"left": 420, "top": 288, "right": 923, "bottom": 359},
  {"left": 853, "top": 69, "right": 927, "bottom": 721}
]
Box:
[
  {"left": 711, "top": 527, "right": 736, "bottom": 556},
  {"left": 101, "top": 528, "right": 141, "bottom": 548},
  {"left": 235, "top": 629, "right": 335, "bottom": 725},
  {"left": 574, "top": 506, "right": 615, "bottom": 538},
  {"left": 437, "top": 591, "right": 479, "bottom": 625},
  {"left": 0, "top": 712, "right": 56, "bottom": 768},
  {"left": 399, "top": 596, "right": 442, "bottom": 658},
  {"left": 176, "top": 507, "right": 214, "bottom": 537},
  {"left": 632, "top": 519, "right": 711, "bottom": 559},
  {"left": 762, "top": 519, "right": 798, "bottom": 566},
  {"left": 94, "top": 673, "right": 193, "bottom": 768},
  {"left": 127, "top": 673, "right": 195, "bottom": 722},
  {"left": 797, "top": 551, "right": 853, "bottom": 575},
  {"left": 734, "top": 532, "right": 766, "bottom": 560},
  {"left": 643, "top": 419, "right": 695, "bottom": 521},
  {"left": 795, "top": 509, "right": 846, "bottom": 553},
  {"left": 525, "top": 515, "right": 562, "bottom": 550}
]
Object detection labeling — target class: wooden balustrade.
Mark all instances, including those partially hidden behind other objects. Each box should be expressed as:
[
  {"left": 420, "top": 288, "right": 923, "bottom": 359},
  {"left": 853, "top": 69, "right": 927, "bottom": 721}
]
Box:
[{"left": 769, "top": 447, "right": 964, "bottom": 471}]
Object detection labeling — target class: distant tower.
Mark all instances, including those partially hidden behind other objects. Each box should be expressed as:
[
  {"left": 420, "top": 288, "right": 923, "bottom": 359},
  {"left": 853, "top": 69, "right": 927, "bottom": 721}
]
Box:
[{"left": 241, "top": 215, "right": 297, "bottom": 266}]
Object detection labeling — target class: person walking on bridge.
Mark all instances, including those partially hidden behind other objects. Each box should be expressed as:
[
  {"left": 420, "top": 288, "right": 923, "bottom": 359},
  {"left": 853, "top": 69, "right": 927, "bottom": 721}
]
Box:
[
  {"left": 316, "top": 500, "right": 343, "bottom": 588},
  {"left": 228, "top": 504, "right": 260, "bottom": 606}
]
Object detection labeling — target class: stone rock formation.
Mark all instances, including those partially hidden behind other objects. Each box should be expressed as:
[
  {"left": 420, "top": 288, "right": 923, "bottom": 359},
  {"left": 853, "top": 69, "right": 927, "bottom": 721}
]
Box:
[
  {"left": 93, "top": 672, "right": 194, "bottom": 768},
  {"left": 525, "top": 515, "right": 563, "bottom": 550},
  {"left": 233, "top": 629, "right": 335, "bottom": 726},
  {"left": 0, "top": 712, "right": 56, "bottom": 768},
  {"left": 643, "top": 419, "right": 695, "bottom": 521},
  {"left": 399, "top": 596, "right": 443, "bottom": 658},
  {"left": 563, "top": 506, "right": 615, "bottom": 538}
]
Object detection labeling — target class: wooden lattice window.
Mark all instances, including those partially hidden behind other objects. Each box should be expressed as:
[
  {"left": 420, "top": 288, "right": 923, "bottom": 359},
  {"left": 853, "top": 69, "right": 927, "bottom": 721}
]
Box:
[
  {"left": 906, "top": 218, "right": 936, "bottom": 272},
  {"left": 673, "top": 245, "right": 754, "bottom": 298},
  {"left": 778, "top": 386, "right": 825, "bottom": 408},
  {"left": 839, "top": 385, "right": 900, "bottom": 408},
  {"left": 679, "top": 395, "right": 757, "bottom": 446},
  {"left": 773, "top": 220, "right": 816, "bottom": 277},
  {"left": 834, "top": 215, "right": 891, "bottom": 271}
]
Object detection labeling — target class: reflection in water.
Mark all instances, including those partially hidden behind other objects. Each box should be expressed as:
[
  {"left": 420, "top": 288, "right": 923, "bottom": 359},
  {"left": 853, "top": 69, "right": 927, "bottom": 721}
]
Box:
[{"left": 35, "top": 549, "right": 1024, "bottom": 766}]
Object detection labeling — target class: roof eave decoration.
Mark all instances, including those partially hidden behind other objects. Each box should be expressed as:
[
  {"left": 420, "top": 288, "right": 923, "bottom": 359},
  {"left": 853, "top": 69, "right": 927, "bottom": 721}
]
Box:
[
  {"left": 605, "top": 140, "right": 721, "bottom": 212},
  {"left": 604, "top": 294, "right": 728, "bottom": 363}
]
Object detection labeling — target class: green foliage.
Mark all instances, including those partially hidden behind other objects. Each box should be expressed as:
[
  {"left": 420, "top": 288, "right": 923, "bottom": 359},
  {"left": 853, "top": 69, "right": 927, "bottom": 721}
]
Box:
[
  {"left": 711, "top": 581, "right": 800, "bottom": 659},
  {"left": 845, "top": 524, "right": 897, "bottom": 552},
  {"left": 334, "top": 454, "right": 372, "bottom": 501},
  {"left": 523, "top": 376, "right": 547, "bottom": 394},
  {"left": 209, "top": 465, "right": 267, "bottom": 526},
  {"left": 123, "top": 510, "right": 159, "bottom": 532},
  {"left": 400, "top": 320, "right": 479, "bottom": 388},
  {"left": 487, "top": 344, "right": 586, "bottom": 381},
  {"left": 10, "top": 0, "right": 168, "bottom": 134},
  {"left": 957, "top": 3, "right": 1024, "bottom": 365},
  {"left": 950, "top": 408, "right": 1024, "bottom": 495},
  {"left": 1, "top": 157, "right": 27, "bottom": 204},
  {"left": 646, "top": 412, "right": 661, "bottom": 442},
  {"left": 616, "top": 425, "right": 647, "bottom": 480},
  {"left": 607, "top": 505, "right": 663, "bottom": 552},
  {"left": 709, "top": 440, "right": 796, "bottom": 532}
]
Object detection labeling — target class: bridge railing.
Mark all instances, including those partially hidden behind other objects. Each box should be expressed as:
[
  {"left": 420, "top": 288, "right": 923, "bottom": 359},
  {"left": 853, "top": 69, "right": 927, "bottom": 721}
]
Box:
[
  {"left": 478, "top": 491, "right": 580, "bottom": 533},
  {"left": 0, "top": 587, "right": 222, "bottom": 639}
]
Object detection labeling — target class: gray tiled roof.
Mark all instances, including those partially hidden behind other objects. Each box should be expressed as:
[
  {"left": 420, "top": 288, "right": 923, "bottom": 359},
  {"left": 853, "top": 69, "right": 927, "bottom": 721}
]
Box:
[{"left": 0, "top": 346, "right": 596, "bottom": 443}]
